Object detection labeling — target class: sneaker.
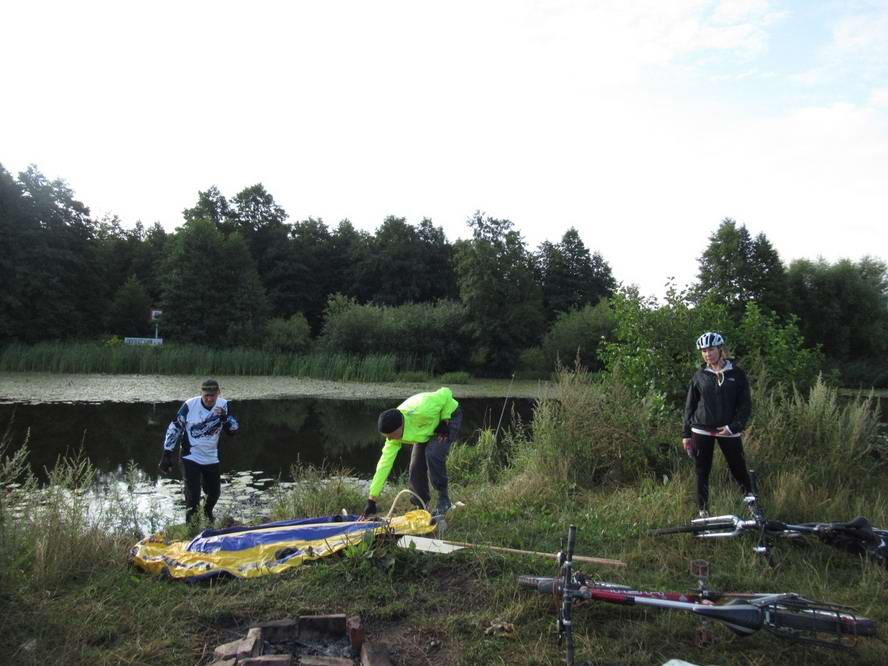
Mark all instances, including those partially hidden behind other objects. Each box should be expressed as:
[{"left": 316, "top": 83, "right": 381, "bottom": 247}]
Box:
[
  {"left": 434, "top": 498, "right": 452, "bottom": 516},
  {"left": 696, "top": 510, "right": 710, "bottom": 519}
]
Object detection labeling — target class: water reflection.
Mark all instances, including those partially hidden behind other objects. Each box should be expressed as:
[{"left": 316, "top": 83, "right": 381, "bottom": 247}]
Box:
[{"left": 1, "top": 397, "right": 531, "bottom": 527}]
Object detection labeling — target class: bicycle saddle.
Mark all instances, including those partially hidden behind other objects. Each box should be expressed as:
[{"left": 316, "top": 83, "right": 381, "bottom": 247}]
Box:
[{"left": 818, "top": 516, "right": 881, "bottom": 546}]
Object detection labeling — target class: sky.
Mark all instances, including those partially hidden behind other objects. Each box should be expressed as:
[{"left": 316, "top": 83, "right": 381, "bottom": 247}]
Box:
[{"left": 2, "top": 0, "right": 887, "bottom": 298}]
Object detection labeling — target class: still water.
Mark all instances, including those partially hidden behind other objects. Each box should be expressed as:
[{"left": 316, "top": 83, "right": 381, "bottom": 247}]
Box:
[{"left": 1, "top": 397, "right": 533, "bottom": 525}]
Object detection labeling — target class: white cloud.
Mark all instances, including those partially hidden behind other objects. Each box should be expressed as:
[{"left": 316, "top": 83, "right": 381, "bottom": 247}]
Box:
[{"left": 1, "top": 0, "right": 885, "bottom": 299}]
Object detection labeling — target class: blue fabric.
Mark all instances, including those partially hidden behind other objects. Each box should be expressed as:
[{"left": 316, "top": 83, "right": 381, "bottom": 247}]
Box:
[{"left": 185, "top": 514, "right": 382, "bottom": 553}]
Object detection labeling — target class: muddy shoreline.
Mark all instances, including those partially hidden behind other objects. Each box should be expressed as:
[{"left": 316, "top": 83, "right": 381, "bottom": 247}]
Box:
[{"left": 0, "top": 372, "right": 550, "bottom": 404}]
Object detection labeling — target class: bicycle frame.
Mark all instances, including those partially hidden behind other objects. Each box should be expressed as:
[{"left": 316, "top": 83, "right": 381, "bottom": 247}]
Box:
[
  {"left": 522, "top": 526, "right": 876, "bottom": 665},
  {"left": 653, "top": 472, "right": 888, "bottom": 567}
]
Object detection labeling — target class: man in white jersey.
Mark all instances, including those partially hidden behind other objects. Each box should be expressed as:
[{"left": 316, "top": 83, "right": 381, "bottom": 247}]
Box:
[{"left": 159, "top": 378, "right": 239, "bottom": 524}]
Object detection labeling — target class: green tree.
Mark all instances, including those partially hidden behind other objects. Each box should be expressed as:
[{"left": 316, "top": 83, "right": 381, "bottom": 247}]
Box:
[
  {"left": 11, "top": 166, "right": 104, "bottom": 339},
  {"left": 785, "top": 257, "right": 888, "bottom": 361},
  {"left": 160, "top": 219, "right": 269, "bottom": 345},
  {"left": 693, "top": 218, "right": 786, "bottom": 317},
  {"left": 227, "top": 184, "right": 288, "bottom": 234},
  {"left": 107, "top": 275, "right": 152, "bottom": 336},
  {"left": 352, "top": 216, "right": 456, "bottom": 306},
  {"left": 454, "top": 212, "right": 545, "bottom": 373},
  {"left": 536, "top": 228, "right": 615, "bottom": 319},
  {"left": 182, "top": 186, "right": 231, "bottom": 229}
]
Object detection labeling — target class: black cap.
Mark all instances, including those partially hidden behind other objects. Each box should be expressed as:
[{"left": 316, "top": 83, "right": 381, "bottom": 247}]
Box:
[
  {"left": 201, "top": 378, "right": 220, "bottom": 394},
  {"left": 377, "top": 409, "right": 403, "bottom": 434}
]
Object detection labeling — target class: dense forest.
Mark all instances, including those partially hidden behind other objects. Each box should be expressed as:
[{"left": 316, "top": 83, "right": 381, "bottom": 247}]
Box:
[{"left": 1, "top": 163, "right": 886, "bottom": 383}]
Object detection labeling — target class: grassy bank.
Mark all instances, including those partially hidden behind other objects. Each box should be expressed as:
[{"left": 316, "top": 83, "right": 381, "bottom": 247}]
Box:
[
  {"left": 0, "top": 342, "right": 439, "bottom": 382},
  {"left": 2, "top": 373, "right": 887, "bottom": 665}
]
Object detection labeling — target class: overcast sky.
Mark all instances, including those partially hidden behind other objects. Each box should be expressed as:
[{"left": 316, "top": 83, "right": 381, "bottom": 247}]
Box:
[{"left": 2, "top": 0, "right": 886, "bottom": 297}]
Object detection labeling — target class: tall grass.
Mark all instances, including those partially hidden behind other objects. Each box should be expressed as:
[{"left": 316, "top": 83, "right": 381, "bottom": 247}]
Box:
[
  {"left": 749, "top": 375, "right": 885, "bottom": 486},
  {"left": 2, "top": 371, "right": 887, "bottom": 665},
  {"left": 508, "top": 368, "right": 674, "bottom": 489},
  {"left": 0, "top": 342, "right": 429, "bottom": 382},
  {"left": 268, "top": 461, "right": 366, "bottom": 519}
]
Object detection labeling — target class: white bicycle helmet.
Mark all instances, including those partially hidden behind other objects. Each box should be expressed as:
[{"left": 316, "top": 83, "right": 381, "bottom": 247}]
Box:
[{"left": 696, "top": 331, "right": 724, "bottom": 350}]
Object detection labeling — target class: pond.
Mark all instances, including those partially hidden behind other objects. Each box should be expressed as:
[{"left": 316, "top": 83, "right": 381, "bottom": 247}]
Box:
[{"left": 0, "top": 397, "right": 534, "bottom": 525}]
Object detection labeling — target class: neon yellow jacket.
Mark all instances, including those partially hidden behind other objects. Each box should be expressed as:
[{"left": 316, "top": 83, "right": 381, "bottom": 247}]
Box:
[{"left": 369, "top": 387, "right": 460, "bottom": 497}]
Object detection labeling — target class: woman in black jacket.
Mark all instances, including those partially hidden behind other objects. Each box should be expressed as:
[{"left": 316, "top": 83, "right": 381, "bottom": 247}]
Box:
[{"left": 682, "top": 332, "right": 753, "bottom": 517}]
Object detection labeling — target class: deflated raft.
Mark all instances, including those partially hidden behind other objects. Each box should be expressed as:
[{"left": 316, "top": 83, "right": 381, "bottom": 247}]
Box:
[{"left": 130, "top": 509, "right": 436, "bottom": 582}]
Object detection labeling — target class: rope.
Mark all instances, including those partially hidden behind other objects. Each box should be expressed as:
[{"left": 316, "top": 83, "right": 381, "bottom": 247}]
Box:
[{"left": 385, "top": 488, "right": 427, "bottom": 519}]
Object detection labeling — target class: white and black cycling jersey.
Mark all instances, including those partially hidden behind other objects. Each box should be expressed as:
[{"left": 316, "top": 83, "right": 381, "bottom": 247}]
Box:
[
  {"left": 682, "top": 360, "right": 751, "bottom": 438},
  {"left": 163, "top": 396, "right": 238, "bottom": 465}
]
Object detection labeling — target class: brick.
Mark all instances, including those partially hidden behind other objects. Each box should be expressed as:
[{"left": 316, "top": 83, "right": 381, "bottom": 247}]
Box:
[
  {"left": 238, "top": 656, "right": 292, "bottom": 665},
  {"left": 237, "top": 634, "right": 262, "bottom": 661},
  {"left": 299, "top": 657, "right": 353, "bottom": 666},
  {"left": 361, "top": 642, "right": 393, "bottom": 666},
  {"left": 347, "top": 615, "right": 364, "bottom": 655},
  {"left": 257, "top": 618, "right": 299, "bottom": 642},
  {"left": 299, "top": 614, "right": 347, "bottom": 639},
  {"left": 212, "top": 639, "right": 242, "bottom": 661}
]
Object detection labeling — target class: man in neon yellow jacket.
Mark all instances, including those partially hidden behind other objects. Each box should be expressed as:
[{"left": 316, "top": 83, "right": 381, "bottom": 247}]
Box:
[{"left": 362, "top": 387, "right": 463, "bottom": 518}]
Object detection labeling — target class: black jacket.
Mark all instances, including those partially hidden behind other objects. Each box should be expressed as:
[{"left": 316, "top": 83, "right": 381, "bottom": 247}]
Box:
[{"left": 682, "top": 360, "right": 751, "bottom": 438}]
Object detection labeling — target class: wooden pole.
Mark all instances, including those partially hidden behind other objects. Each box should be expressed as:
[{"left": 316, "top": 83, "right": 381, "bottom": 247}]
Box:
[{"left": 403, "top": 536, "right": 626, "bottom": 568}]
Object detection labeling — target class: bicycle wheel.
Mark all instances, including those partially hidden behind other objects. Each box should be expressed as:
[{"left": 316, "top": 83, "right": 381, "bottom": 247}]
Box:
[
  {"left": 769, "top": 607, "right": 877, "bottom": 637},
  {"left": 649, "top": 521, "right": 735, "bottom": 536}
]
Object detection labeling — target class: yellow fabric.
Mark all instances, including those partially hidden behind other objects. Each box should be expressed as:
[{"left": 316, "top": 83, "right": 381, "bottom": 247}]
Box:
[{"left": 129, "top": 510, "right": 436, "bottom": 581}]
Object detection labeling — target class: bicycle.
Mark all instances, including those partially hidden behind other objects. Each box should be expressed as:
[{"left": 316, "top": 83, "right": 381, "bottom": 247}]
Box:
[
  {"left": 649, "top": 472, "right": 888, "bottom": 567},
  {"left": 519, "top": 525, "right": 877, "bottom": 666}
]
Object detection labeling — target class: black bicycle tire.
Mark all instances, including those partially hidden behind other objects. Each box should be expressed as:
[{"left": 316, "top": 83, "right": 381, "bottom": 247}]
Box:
[
  {"left": 649, "top": 521, "right": 736, "bottom": 536},
  {"left": 770, "top": 607, "right": 877, "bottom": 637}
]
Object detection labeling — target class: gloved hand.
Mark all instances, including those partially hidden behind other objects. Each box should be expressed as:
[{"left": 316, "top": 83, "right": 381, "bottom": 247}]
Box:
[
  {"left": 682, "top": 438, "right": 695, "bottom": 459},
  {"left": 158, "top": 450, "right": 175, "bottom": 475},
  {"left": 225, "top": 415, "right": 240, "bottom": 433},
  {"left": 360, "top": 499, "right": 377, "bottom": 519},
  {"left": 434, "top": 420, "right": 450, "bottom": 438}
]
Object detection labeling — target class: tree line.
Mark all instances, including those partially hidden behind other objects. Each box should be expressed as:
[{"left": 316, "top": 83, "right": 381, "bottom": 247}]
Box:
[{"left": 1, "top": 163, "right": 886, "bottom": 382}]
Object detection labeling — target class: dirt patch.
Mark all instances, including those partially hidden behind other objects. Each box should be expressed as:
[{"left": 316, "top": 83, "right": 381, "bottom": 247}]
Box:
[
  {"left": 0, "top": 373, "right": 550, "bottom": 404},
  {"left": 369, "top": 623, "right": 456, "bottom": 666}
]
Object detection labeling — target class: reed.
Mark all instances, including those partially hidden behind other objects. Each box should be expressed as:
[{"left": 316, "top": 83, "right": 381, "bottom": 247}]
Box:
[{"left": 0, "top": 342, "right": 428, "bottom": 382}]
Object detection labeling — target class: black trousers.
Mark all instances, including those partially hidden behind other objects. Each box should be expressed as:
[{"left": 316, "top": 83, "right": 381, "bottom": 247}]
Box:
[
  {"left": 182, "top": 458, "right": 221, "bottom": 523},
  {"left": 692, "top": 432, "right": 752, "bottom": 510}
]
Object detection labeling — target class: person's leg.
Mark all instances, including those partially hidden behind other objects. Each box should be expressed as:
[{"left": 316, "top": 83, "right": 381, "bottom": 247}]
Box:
[
  {"left": 427, "top": 407, "right": 463, "bottom": 514},
  {"left": 692, "top": 433, "right": 716, "bottom": 512},
  {"left": 201, "top": 463, "right": 221, "bottom": 522},
  {"left": 716, "top": 437, "right": 752, "bottom": 494},
  {"left": 182, "top": 459, "right": 202, "bottom": 524},
  {"left": 426, "top": 437, "right": 452, "bottom": 514},
  {"left": 408, "top": 442, "right": 431, "bottom": 508}
]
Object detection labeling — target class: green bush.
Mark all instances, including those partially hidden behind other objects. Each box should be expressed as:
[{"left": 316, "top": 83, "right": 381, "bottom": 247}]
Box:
[
  {"left": 439, "top": 371, "right": 471, "bottom": 384},
  {"left": 319, "top": 297, "right": 472, "bottom": 373},
  {"left": 447, "top": 429, "right": 499, "bottom": 484},
  {"left": 270, "top": 462, "right": 365, "bottom": 519},
  {"left": 601, "top": 286, "right": 821, "bottom": 403},
  {"left": 748, "top": 376, "right": 884, "bottom": 487},
  {"left": 509, "top": 368, "right": 673, "bottom": 487},
  {"left": 542, "top": 300, "right": 615, "bottom": 371},
  {"left": 264, "top": 313, "right": 312, "bottom": 353}
]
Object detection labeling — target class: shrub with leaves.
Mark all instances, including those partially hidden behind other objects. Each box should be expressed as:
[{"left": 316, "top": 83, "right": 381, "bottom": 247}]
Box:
[
  {"left": 509, "top": 368, "right": 673, "bottom": 487},
  {"left": 601, "top": 285, "right": 821, "bottom": 403}
]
